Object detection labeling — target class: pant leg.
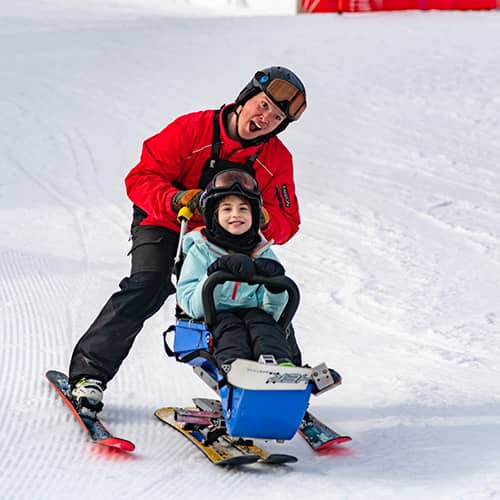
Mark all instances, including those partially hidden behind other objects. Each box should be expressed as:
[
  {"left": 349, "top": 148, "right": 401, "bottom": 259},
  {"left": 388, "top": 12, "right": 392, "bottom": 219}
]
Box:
[
  {"left": 242, "top": 308, "right": 293, "bottom": 364},
  {"left": 68, "top": 225, "right": 179, "bottom": 386},
  {"left": 285, "top": 323, "right": 303, "bottom": 366},
  {"left": 212, "top": 310, "right": 253, "bottom": 367}
]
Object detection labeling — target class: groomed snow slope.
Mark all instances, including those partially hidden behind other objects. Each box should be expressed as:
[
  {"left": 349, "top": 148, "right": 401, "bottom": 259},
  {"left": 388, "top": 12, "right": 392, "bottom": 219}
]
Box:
[{"left": 1, "top": 2, "right": 500, "bottom": 499}]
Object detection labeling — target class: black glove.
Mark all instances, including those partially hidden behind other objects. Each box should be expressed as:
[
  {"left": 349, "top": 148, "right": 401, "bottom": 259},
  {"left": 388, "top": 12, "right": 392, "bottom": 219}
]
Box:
[
  {"left": 254, "top": 258, "right": 286, "bottom": 293},
  {"left": 207, "top": 254, "right": 256, "bottom": 281},
  {"left": 254, "top": 258, "right": 285, "bottom": 277}
]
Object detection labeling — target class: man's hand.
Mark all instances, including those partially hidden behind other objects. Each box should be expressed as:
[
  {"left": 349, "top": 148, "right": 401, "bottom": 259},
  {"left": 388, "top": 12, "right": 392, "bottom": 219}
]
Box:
[
  {"left": 171, "top": 189, "right": 203, "bottom": 217},
  {"left": 260, "top": 207, "right": 270, "bottom": 228}
]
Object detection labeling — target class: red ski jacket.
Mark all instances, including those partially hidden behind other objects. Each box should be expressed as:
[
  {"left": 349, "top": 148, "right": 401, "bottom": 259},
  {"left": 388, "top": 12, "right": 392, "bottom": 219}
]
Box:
[{"left": 125, "top": 105, "right": 300, "bottom": 245}]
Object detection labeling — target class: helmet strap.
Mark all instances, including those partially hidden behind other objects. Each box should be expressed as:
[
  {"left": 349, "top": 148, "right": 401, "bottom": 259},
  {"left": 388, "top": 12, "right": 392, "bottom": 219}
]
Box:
[
  {"left": 227, "top": 103, "right": 283, "bottom": 148},
  {"left": 232, "top": 107, "right": 246, "bottom": 144}
]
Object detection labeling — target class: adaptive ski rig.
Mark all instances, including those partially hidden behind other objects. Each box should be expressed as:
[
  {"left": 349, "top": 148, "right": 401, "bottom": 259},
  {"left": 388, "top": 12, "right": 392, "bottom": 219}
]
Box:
[{"left": 159, "top": 270, "right": 351, "bottom": 465}]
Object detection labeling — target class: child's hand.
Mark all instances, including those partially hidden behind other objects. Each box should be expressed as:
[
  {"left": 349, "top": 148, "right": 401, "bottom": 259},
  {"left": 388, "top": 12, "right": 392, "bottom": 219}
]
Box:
[
  {"left": 254, "top": 258, "right": 286, "bottom": 293},
  {"left": 207, "top": 254, "right": 256, "bottom": 281},
  {"left": 254, "top": 258, "right": 285, "bottom": 277}
]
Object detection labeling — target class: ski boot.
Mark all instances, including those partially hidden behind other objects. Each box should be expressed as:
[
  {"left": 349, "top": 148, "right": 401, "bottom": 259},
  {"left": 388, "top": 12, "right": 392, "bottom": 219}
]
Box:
[{"left": 71, "top": 378, "right": 104, "bottom": 418}]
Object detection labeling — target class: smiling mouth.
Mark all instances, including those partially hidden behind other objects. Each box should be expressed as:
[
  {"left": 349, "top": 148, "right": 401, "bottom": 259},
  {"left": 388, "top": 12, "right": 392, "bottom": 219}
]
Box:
[{"left": 249, "top": 120, "right": 262, "bottom": 132}]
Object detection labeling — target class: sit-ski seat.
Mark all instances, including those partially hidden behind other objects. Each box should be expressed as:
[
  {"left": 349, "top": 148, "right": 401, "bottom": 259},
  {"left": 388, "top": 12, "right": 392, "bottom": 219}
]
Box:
[{"left": 164, "top": 270, "right": 336, "bottom": 440}]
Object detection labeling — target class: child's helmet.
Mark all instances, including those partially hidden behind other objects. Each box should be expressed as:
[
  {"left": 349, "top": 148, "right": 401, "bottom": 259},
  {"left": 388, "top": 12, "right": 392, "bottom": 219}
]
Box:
[
  {"left": 200, "top": 169, "right": 262, "bottom": 236},
  {"left": 236, "top": 66, "right": 307, "bottom": 134}
]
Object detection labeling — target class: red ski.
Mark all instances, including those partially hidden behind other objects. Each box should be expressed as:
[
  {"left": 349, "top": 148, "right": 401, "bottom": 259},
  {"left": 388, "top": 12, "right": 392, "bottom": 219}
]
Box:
[
  {"left": 299, "top": 410, "right": 351, "bottom": 451},
  {"left": 46, "top": 370, "right": 135, "bottom": 452}
]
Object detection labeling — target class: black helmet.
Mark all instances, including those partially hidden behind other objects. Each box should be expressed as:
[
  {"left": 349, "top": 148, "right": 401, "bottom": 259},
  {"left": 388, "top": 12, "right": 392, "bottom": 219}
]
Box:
[
  {"left": 200, "top": 169, "right": 262, "bottom": 237},
  {"left": 236, "top": 66, "right": 307, "bottom": 134}
]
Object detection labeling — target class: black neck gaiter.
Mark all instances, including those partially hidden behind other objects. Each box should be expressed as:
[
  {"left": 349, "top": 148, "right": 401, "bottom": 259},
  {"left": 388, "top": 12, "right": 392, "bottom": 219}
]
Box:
[{"left": 203, "top": 220, "right": 260, "bottom": 254}]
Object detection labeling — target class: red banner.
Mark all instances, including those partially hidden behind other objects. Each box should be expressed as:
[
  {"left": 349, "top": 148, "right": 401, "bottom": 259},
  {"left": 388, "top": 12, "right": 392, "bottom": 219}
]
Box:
[{"left": 299, "top": 0, "right": 498, "bottom": 11}]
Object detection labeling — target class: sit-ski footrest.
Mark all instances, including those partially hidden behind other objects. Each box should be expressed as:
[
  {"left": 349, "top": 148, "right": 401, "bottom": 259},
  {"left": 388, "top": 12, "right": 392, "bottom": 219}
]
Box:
[
  {"left": 220, "top": 359, "right": 313, "bottom": 440},
  {"left": 226, "top": 359, "right": 312, "bottom": 390},
  {"left": 311, "top": 362, "right": 341, "bottom": 395}
]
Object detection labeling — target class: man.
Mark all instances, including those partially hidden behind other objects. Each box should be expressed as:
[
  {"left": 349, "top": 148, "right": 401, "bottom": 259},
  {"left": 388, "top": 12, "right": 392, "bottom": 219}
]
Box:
[{"left": 69, "top": 66, "right": 307, "bottom": 417}]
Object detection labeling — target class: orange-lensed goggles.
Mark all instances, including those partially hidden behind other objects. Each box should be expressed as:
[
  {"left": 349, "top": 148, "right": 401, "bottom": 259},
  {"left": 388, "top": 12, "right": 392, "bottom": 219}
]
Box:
[
  {"left": 264, "top": 78, "right": 306, "bottom": 121},
  {"left": 213, "top": 169, "right": 258, "bottom": 192}
]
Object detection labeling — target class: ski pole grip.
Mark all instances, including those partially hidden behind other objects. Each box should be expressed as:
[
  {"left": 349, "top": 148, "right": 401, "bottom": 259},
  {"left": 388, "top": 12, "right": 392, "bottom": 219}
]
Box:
[
  {"left": 177, "top": 206, "right": 193, "bottom": 223},
  {"left": 173, "top": 210, "right": 192, "bottom": 279}
]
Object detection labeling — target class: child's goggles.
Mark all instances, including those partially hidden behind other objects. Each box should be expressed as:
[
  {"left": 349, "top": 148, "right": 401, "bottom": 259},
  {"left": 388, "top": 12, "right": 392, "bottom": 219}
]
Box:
[{"left": 213, "top": 169, "right": 258, "bottom": 192}]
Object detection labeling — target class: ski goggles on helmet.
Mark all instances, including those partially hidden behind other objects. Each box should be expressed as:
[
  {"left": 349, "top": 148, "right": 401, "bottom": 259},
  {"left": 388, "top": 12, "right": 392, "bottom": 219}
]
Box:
[
  {"left": 213, "top": 169, "right": 258, "bottom": 192},
  {"left": 256, "top": 76, "right": 306, "bottom": 121},
  {"left": 200, "top": 169, "right": 261, "bottom": 210}
]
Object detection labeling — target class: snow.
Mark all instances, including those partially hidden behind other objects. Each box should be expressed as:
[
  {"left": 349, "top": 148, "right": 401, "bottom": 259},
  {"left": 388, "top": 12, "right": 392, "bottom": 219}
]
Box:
[{"left": 2, "top": 1, "right": 500, "bottom": 498}]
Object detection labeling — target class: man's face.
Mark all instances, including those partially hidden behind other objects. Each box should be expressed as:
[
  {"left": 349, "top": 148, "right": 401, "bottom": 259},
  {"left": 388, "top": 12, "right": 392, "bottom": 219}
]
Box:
[{"left": 237, "top": 92, "right": 287, "bottom": 141}]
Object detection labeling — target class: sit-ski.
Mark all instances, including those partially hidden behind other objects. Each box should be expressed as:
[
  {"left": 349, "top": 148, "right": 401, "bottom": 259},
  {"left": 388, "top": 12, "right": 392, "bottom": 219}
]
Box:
[{"left": 156, "top": 258, "right": 350, "bottom": 464}]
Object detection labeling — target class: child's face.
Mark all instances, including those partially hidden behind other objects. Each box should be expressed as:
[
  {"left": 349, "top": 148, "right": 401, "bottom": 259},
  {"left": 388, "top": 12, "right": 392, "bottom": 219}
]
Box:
[{"left": 216, "top": 195, "right": 252, "bottom": 235}]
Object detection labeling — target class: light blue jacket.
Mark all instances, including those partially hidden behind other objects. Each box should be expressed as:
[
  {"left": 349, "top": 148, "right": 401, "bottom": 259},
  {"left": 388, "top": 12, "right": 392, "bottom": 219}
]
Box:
[{"left": 176, "top": 230, "right": 288, "bottom": 322}]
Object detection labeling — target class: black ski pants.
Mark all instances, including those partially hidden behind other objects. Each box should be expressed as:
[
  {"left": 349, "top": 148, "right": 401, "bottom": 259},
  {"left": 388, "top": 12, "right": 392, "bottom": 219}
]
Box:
[
  {"left": 212, "top": 308, "right": 293, "bottom": 367},
  {"left": 68, "top": 225, "right": 179, "bottom": 387}
]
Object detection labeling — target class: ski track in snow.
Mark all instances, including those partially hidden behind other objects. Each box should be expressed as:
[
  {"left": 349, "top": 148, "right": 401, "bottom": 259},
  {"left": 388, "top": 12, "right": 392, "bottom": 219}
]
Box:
[{"left": 2, "top": 3, "right": 500, "bottom": 500}]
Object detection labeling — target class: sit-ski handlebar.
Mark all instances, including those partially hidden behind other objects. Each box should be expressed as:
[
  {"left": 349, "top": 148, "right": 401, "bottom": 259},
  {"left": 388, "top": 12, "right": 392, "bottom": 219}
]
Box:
[{"left": 201, "top": 271, "right": 300, "bottom": 332}]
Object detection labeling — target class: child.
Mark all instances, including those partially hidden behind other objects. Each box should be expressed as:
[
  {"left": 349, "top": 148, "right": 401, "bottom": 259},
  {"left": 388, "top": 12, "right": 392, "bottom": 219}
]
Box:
[{"left": 176, "top": 169, "right": 294, "bottom": 369}]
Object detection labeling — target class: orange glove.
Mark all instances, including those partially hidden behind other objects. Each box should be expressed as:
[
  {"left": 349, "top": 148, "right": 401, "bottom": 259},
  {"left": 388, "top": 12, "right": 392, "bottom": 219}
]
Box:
[
  {"left": 171, "top": 189, "right": 203, "bottom": 217},
  {"left": 260, "top": 207, "right": 270, "bottom": 229}
]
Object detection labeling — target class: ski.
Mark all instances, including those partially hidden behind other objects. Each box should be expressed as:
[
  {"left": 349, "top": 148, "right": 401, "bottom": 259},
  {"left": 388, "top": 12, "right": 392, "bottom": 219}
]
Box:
[
  {"left": 155, "top": 404, "right": 297, "bottom": 465},
  {"left": 222, "top": 436, "right": 298, "bottom": 464},
  {"left": 194, "top": 397, "right": 351, "bottom": 452},
  {"left": 155, "top": 407, "right": 260, "bottom": 465},
  {"left": 191, "top": 398, "right": 298, "bottom": 464},
  {"left": 299, "top": 410, "right": 351, "bottom": 451},
  {"left": 46, "top": 370, "right": 135, "bottom": 452}
]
